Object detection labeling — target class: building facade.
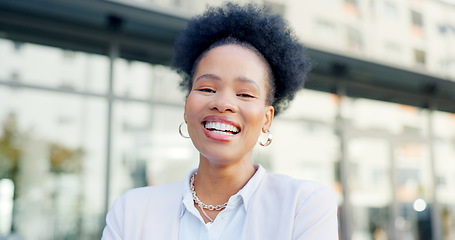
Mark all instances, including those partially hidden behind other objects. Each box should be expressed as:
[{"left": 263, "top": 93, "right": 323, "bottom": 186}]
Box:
[{"left": 0, "top": 0, "right": 454, "bottom": 239}]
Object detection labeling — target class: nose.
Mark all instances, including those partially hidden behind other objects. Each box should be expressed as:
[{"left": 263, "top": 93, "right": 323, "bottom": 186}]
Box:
[{"left": 210, "top": 91, "right": 238, "bottom": 113}]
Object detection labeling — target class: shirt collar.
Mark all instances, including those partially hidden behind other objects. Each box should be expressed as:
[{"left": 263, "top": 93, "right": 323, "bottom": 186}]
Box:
[
  {"left": 180, "top": 168, "right": 198, "bottom": 219},
  {"left": 236, "top": 164, "right": 265, "bottom": 211},
  {"left": 180, "top": 164, "right": 266, "bottom": 218}
]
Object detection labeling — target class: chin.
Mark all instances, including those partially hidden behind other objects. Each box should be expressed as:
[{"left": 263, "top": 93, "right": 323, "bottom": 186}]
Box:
[{"left": 198, "top": 146, "right": 253, "bottom": 167}]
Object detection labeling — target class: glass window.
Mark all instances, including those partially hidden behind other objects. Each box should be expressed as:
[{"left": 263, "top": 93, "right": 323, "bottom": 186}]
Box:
[
  {"left": 0, "top": 39, "right": 109, "bottom": 94},
  {"left": 434, "top": 111, "right": 455, "bottom": 240},
  {"left": 383, "top": 1, "right": 399, "bottom": 20},
  {"left": 411, "top": 10, "right": 423, "bottom": 28},
  {"left": 345, "top": 0, "right": 358, "bottom": 5},
  {"left": 435, "top": 139, "right": 455, "bottom": 240},
  {"left": 438, "top": 24, "right": 455, "bottom": 36},
  {"left": 264, "top": 1, "right": 286, "bottom": 15},
  {"left": 114, "top": 59, "right": 154, "bottom": 99},
  {"left": 114, "top": 59, "right": 184, "bottom": 103},
  {"left": 279, "top": 89, "right": 337, "bottom": 124},
  {"left": 313, "top": 19, "right": 338, "bottom": 45},
  {"left": 346, "top": 99, "right": 428, "bottom": 135},
  {"left": 0, "top": 178, "right": 14, "bottom": 237},
  {"left": 0, "top": 88, "right": 107, "bottom": 239},
  {"left": 433, "top": 111, "right": 455, "bottom": 139},
  {"left": 348, "top": 137, "right": 392, "bottom": 240},
  {"left": 414, "top": 49, "right": 426, "bottom": 65},
  {"left": 394, "top": 141, "right": 432, "bottom": 240},
  {"left": 149, "top": 65, "right": 186, "bottom": 103},
  {"left": 439, "top": 58, "right": 455, "bottom": 80},
  {"left": 110, "top": 102, "right": 199, "bottom": 202},
  {"left": 410, "top": 10, "right": 424, "bottom": 37},
  {"left": 344, "top": 0, "right": 360, "bottom": 16},
  {"left": 383, "top": 41, "right": 403, "bottom": 63},
  {"left": 346, "top": 26, "right": 363, "bottom": 53}
]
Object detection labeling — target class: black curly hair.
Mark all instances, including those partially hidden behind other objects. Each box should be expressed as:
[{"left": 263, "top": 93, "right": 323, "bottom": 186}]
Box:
[{"left": 173, "top": 2, "right": 311, "bottom": 115}]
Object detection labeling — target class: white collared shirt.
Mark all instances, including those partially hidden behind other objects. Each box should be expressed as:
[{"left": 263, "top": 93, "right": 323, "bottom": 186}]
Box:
[
  {"left": 102, "top": 164, "right": 339, "bottom": 240},
  {"left": 179, "top": 165, "right": 265, "bottom": 240}
]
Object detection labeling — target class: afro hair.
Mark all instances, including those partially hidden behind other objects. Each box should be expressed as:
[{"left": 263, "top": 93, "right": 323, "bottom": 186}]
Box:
[{"left": 173, "top": 2, "right": 311, "bottom": 115}]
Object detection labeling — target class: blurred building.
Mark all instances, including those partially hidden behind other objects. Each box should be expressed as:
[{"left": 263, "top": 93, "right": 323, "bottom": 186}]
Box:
[{"left": 0, "top": 0, "right": 454, "bottom": 239}]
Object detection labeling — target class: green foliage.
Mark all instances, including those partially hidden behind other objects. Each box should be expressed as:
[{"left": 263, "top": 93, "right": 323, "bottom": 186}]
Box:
[
  {"left": 0, "top": 114, "right": 21, "bottom": 180},
  {"left": 49, "top": 143, "right": 83, "bottom": 174}
]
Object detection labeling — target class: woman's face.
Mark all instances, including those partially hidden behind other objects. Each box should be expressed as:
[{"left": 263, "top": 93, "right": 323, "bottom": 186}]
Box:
[{"left": 184, "top": 44, "right": 274, "bottom": 166}]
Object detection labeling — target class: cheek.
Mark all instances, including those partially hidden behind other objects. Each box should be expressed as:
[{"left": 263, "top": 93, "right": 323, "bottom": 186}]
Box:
[
  {"left": 185, "top": 93, "right": 203, "bottom": 119},
  {"left": 244, "top": 105, "right": 266, "bottom": 129}
]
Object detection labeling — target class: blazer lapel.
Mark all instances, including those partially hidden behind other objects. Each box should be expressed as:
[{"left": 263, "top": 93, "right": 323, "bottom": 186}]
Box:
[{"left": 140, "top": 181, "right": 185, "bottom": 240}]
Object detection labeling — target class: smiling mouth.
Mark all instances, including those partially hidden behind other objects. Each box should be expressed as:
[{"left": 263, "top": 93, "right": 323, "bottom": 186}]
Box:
[{"left": 204, "top": 121, "right": 240, "bottom": 135}]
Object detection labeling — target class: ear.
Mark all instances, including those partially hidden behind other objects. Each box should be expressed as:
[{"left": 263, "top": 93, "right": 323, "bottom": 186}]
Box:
[
  {"left": 183, "top": 98, "right": 188, "bottom": 123},
  {"left": 262, "top": 105, "right": 274, "bottom": 132}
]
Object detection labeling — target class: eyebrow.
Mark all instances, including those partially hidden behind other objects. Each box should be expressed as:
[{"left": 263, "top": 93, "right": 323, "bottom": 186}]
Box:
[
  {"left": 194, "top": 74, "right": 261, "bottom": 93},
  {"left": 194, "top": 73, "right": 220, "bottom": 82}
]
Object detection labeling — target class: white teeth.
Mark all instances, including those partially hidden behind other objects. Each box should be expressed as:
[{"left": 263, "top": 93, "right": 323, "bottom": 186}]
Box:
[
  {"left": 205, "top": 122, "right": 239, "bottom": 133},
  {"left": 211, "top": 130, "right": 234, "bottom": 135}
]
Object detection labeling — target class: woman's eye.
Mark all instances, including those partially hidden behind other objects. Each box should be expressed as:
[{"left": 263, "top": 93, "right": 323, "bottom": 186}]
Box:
[
  {"left": 238, "top": 93, "right": 255, "bottom": 98},
  {"left": 198, "top": 88, "right": 215, "bottom": 93}
]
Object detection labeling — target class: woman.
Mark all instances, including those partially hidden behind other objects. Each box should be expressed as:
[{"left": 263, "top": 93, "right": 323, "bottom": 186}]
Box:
[{"left": 102, "top": 2, "right": 338, "bottom": 239}]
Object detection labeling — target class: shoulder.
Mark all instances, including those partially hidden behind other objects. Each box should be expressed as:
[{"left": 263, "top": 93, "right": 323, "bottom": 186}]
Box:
[
  {"left": 122, "top": 181, "right": 185, "bottom": 199},
  {"left": 243, "top": 173, "right": 338, "bottom": 239},
  {"left": 106, "top": 181, "right": 185, "bottom": 227},
  {"left": 103, "top": 181, "right": 185, "bottom": 239},
  {"left": 119, "top": 180, "right": 185, "bottom": 207},
  {"left": 258, "top": 173, "right": 337, "bottom": 215},
  {"left": 261, "top": 173, "right": 335, "bottom": 200},
  {"left": 264, "top": 174, "right": 339, "bottom": 239}
]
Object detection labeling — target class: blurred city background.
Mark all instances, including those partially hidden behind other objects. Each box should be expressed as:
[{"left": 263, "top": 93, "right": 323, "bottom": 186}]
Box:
[{"left": 0, "top": 0, "right": 454, "bottom": 239}]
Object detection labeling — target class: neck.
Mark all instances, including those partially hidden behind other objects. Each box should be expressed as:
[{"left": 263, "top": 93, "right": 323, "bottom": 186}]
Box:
[{"left": 193, "top": 154, "right": 257, "bottom": 205}]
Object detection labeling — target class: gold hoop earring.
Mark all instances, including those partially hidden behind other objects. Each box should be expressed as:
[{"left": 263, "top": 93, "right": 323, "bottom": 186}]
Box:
[
  {"left": 258, "top": 130, "right": 272, "bottom": 147},
  {"left": 179, "top": 122, "right": 190, "bottom": 139}
]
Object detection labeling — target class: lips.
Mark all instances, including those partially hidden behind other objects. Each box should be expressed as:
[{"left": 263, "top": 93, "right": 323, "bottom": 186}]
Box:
[
  {"left": 201, "top": 116, "right": 241, "bottom": 141},
  {"left": 204, "top": 121, "right": 239, "bottom": 135}
]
